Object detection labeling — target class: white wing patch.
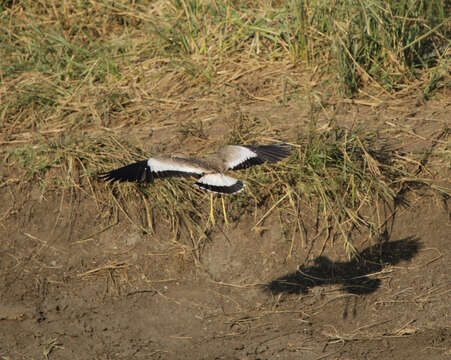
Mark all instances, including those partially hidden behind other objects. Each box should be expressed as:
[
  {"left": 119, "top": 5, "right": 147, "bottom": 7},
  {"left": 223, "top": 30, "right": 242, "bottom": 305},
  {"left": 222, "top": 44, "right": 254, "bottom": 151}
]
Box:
[
  {"left": 222, "top": 146, "right": 258, "bottom": 170},
  {"left": 147, "top": 157, "right": 206, "bottom": 175},
  {"left": 197, "top": 174, "right": 238, "bottom": 187},
  {"left": 195, "top": 174, "right": 245, "bottom": 194}
]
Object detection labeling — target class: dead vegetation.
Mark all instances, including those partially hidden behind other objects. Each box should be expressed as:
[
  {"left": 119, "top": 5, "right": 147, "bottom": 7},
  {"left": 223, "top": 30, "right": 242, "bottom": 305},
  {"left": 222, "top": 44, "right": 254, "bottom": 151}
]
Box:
[{"left": 0, "top": 1, "right": 450, "bottom": 357}]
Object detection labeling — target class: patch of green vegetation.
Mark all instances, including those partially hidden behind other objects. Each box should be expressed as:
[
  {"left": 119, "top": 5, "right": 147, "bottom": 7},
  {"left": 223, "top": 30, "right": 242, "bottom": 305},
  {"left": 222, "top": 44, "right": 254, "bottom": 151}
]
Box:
[
  {"left": 138, "top": 0, "right": 449, "bottom": 94},
  {"left": 7, "top": 145, "right": 55, "bottom": 176},
  {"left": 232, "top": 129, "right": 381, "bottom": 255},
  {"left": 328, "top": 0, "right": 449, "bottom": 95},
  {"left": 1, "top": 17, "right": 123, "bottom": 81}
]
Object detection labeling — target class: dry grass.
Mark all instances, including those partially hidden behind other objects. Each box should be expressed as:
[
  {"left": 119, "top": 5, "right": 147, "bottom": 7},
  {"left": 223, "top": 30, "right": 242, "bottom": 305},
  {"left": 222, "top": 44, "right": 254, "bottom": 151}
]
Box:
[{"left": 1, "top": 0, "right": 450, "bottom": 258}]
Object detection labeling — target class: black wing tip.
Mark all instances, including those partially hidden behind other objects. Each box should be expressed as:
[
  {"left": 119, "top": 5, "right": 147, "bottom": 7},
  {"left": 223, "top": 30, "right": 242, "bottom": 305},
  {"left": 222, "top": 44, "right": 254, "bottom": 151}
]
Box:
[
  {"left": 247, "top": 142, "right": 294, "bottom": 162},
  {"left": 268, "top": 142, "right": 293, "bottom": 156},
  {"left": 98, "top": 160, "right": 152, "bottom": 184}
]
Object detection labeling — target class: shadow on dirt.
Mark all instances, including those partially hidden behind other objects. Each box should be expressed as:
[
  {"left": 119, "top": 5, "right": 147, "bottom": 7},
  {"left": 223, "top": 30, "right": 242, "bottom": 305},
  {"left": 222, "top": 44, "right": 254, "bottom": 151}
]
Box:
[{"left": 266, "top": 237, "right": 421, "bottom": 295}]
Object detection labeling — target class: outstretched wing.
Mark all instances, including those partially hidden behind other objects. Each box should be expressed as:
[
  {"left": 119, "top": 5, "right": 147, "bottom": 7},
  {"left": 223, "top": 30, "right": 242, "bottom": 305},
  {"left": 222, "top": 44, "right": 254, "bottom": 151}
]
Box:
[
  {"left": 98, "top": 157, "right": 207, "bottom": 183},
  {"left": 220, "top": 143, "right": 293, "bottom": 171}
]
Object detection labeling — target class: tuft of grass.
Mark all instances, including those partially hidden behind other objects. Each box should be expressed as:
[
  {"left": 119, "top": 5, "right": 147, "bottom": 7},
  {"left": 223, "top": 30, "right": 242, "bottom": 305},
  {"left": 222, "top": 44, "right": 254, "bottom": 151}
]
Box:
[
  {"left": 299, "top": 0, "right": 450, "bottom": 95},
  {"left": 6, "top": 122, "right": 449, "bottom": 258},
  {"left": 2, "top": 135, "right": 212, "bottom": 250},
  {"left": 281, "top": 127, "right": 403, "bottom": 256}
]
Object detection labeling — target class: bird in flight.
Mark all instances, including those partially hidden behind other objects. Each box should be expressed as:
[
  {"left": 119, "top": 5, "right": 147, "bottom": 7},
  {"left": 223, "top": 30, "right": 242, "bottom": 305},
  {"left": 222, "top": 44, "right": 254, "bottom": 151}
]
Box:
[{"left": 99, "top": 143, "right": 292, "bottom": 225}]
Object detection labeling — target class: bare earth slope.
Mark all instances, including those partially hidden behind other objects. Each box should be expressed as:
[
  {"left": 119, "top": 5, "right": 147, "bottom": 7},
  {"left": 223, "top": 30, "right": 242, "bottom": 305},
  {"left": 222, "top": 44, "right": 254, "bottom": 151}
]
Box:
[{"left": 0, "top": 97, "right": 450, "bottom": 359}]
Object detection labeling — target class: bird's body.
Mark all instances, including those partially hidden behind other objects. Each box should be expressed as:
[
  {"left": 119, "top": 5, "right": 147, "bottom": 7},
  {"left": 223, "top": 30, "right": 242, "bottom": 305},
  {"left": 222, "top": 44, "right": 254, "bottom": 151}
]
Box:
[{"left": 99, "top": 143, "right": 292, "bottom": 194}]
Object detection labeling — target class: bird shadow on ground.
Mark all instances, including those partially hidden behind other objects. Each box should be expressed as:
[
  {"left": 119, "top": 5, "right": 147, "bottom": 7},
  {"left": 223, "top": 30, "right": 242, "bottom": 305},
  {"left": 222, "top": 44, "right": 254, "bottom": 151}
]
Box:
[{"left": 265, "top": 237, "right": 421, "bottom": 295}]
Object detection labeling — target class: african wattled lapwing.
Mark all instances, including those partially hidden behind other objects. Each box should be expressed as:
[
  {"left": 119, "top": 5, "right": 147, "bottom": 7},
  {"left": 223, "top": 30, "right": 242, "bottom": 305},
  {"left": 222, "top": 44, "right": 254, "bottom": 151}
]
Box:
[{"left": 99, "top": 143, "right": 292, "bottom": 225}]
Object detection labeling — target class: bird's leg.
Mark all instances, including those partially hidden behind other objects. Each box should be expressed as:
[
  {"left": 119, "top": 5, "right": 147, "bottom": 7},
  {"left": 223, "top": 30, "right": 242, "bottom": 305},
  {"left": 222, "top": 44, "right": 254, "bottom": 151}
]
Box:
[
  {"left": 209, "top": 192, "right": 216, "bottom": 226},
  {"left": 221, "top": 196, "right": 229, "bottom": 226}
]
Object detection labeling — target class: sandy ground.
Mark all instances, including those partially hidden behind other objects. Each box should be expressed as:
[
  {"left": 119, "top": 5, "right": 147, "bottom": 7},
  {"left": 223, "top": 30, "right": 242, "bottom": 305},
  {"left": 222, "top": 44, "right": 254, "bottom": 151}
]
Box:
[{"left": 0, "top": 97, "right": 450, "bottom": 359}]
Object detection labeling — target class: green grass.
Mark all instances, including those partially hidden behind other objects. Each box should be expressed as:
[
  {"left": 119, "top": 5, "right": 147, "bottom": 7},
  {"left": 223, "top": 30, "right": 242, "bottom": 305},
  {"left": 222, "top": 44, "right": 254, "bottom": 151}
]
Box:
[
  {"left": 1, "top": 1, "right": 448, "bottom": 98},
  {"left": 325, "top": 0, "right": 450, "bottom": 95}
]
